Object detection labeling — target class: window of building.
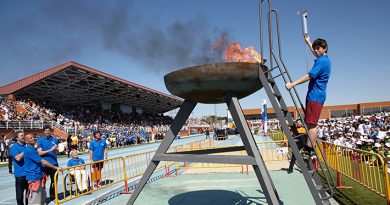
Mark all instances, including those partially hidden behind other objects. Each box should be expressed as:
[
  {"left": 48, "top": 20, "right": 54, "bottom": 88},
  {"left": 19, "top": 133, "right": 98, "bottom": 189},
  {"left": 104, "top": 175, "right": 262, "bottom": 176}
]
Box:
[
  {"left": 381, "top": 106, "right": 390, "bottom": 112},
  {"left": 331, "top": 110, "right": 347, "bottom": 118},
  {"left": 363, "top": 107, "right": 381, "bottom": 115},
  {"left": 346, "top": 109, "right": 357, "bottom": 117}
]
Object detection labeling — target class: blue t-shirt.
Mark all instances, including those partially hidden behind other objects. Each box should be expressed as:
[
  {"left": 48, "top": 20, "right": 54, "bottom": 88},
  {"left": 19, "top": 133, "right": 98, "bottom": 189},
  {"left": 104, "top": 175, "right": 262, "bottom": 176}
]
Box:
[
  {"left": 307, "top": 55, "right": 331, "bottom": 104},
  {"left": 37, "top": 136, "right": 59, "bottom": 166},
  {"left": 10, "top": 143, "right": 26, "bottom": 177},
  {"left": 89, "top": 139, "right": 107, "bottom": 161},
  {"left": 67, "top": 158, "right": 86, "bottom": 167},
  {"left": 24, "top": 145, "right": 44, "bottom": 181}
]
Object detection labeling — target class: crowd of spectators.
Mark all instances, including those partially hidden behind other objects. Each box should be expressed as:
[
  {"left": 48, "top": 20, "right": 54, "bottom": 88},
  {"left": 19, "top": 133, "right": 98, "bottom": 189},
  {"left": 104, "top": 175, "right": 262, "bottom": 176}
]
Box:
[
  {"left": 0, "top": 101, "right": 17, "bottom": 121},
  {"left": 316, "top": 112, "right": 390, "bottom": 153},
  {"left": 0, "top": 99, "right": 213, "bottom": 156}
]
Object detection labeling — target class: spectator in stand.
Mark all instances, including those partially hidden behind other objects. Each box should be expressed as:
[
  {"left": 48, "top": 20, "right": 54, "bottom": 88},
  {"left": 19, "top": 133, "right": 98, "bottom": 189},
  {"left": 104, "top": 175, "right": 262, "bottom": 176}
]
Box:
[
  {"left": 10, "top": 132, "right": 28, "bottom": 205},
  {"left": 89, "top": 131, "right": 107, "bottom": 188},
  {"left": 67, "top": 150, "right": 88, "bottom": 192},
  {"left": 37, "top": 126, "right": 59, "bottom": 202}
]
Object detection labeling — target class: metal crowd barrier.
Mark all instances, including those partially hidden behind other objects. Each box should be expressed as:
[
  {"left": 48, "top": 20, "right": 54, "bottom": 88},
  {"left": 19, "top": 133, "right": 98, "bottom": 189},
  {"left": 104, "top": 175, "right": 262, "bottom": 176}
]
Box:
[
  {"left": 317, "top": 141, "right": 390, "bottom": 202},
  {"left": 268, "top": 131, "right": 287, "bottom": 141},
  {"left": 53, "top": 139, "right": 212, "bottom": 204},
  {"left": 54, "top": 157, "right": 128, "bottom": 205}
]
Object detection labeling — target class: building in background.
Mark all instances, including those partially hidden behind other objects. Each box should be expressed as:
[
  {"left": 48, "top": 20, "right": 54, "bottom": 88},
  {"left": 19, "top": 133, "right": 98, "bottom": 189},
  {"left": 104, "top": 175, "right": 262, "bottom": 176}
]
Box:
[{"left": 244, "top": 101, "right": 390, "bottom": 120}]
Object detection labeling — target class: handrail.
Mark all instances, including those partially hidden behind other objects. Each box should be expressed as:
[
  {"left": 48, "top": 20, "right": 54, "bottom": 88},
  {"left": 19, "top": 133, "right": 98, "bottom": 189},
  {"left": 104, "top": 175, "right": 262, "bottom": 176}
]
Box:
[
  {"left": 269, "top": 9, "right": 336, "bottom": 195},
  {"left": 259, "top": 0, "right": 335, "bottom": 201}
]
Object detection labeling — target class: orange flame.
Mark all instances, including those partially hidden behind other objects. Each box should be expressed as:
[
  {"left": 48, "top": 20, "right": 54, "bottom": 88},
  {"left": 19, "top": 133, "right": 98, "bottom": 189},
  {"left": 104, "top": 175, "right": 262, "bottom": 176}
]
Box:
[{"left": 212, "top": 35, "right": 265, "bottom": 63}]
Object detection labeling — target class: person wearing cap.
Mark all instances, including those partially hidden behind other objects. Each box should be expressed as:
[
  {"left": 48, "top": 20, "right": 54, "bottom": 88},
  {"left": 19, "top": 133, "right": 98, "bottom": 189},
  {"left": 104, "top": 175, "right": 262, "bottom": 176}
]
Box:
[
  {"left": 317, "top": 122, "right": 325, "bottom": 140},
  {"left": 285, "top": 36, "right": 331, "bottom": 155},
  {"left": 383, "top": 143, "right": 390, "bottom": 160},
  {"left": 385, "top": 132, "right": 390, "bottom": 144}
]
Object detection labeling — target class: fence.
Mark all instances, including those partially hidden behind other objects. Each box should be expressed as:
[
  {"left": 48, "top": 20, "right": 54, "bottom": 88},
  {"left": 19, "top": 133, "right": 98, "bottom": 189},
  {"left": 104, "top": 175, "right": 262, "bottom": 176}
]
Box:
[
  {"left": 53, "top": 139, "right": 212, "bottom": 204},
  {"left": 317, "top": 141, "right": 390, "bottom": 202},
  {"left": 54, "top": 157, "right": 128, "bottom": 205}
]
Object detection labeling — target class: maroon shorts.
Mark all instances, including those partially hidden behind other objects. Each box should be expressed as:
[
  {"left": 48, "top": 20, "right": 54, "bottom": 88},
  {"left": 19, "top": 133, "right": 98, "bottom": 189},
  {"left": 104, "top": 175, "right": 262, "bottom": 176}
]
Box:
[{"left": 305, "top": 100, "right": 323, "bottom": 126}]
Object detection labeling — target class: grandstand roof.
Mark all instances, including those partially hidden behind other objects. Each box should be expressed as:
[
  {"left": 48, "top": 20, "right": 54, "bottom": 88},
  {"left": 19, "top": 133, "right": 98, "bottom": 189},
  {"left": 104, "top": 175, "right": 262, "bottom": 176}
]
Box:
[{"left": 0, "top": 61, "right": 183, "bottom": 114}]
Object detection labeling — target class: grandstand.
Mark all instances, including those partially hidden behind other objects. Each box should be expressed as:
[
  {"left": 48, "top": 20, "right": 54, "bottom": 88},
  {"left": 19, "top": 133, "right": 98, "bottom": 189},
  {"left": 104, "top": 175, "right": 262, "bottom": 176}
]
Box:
[{"left": 0, "top": 61, "right": 183, "bottom": 138}]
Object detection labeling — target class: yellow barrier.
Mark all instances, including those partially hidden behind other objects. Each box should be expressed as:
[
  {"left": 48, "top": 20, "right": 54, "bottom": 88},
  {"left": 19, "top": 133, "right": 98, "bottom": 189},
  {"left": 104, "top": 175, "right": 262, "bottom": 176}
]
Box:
[
  {"left": 52, "top": 137, "right": 292, "bottom": 204},
  {"left": 54, "top": 156, "right": 128, "bottom": 205},
  {"left": 268, "top": 132, "right": 287, "bottom": 141},
  {"left": 172, "top": 139, "right": 289, "bottom": 171},
  {"left": 317, "top": 141, "right": 390, "bottom": 201}
]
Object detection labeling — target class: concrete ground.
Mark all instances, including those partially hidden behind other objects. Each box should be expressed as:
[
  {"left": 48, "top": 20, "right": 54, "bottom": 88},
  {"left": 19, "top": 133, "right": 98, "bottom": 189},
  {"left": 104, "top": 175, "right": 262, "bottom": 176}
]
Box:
[{"left": 108, "top": 170, "right": 337, "bottom": 205}]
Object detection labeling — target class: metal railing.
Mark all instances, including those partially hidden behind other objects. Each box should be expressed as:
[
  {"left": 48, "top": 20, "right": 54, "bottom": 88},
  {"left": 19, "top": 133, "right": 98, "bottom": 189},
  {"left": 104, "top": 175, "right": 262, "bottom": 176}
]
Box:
[
  {"left": 53, "top": 139, "right": 212, "bottom": 204},
  {"left": 317, "top": 141, "right": 390, "bottom": 200},
  {"left": 54, "top": 157, "right": 129, "bottom": 205},
  {"left": 0, "top": 120, "right": 55, "bottom": 129},
  {"left": 15, "top": 101, "right": 68, "bottom": 133}
]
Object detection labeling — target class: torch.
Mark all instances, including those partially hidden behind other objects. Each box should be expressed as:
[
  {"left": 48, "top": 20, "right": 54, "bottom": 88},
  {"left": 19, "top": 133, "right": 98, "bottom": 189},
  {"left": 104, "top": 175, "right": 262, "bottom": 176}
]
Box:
[
  {"left": 298, "top": 10, "right": 310, "bottom": 72},
  {"left": 298, "top": 10, "right": 308, "bottom": 35}
]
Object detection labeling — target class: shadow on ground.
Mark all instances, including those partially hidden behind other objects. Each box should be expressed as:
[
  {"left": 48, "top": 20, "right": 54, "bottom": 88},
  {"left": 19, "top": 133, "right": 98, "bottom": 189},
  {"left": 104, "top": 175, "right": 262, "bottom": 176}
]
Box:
[{"left": 168, "top": 189, "right": 284, "bottom": 205}]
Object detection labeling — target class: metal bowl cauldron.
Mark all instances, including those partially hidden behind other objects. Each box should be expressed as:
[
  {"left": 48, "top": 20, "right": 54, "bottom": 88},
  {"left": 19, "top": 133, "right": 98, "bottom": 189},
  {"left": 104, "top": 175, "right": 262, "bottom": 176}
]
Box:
[{"left": 164, "top": 62, "right": 268, "bottom": 104}]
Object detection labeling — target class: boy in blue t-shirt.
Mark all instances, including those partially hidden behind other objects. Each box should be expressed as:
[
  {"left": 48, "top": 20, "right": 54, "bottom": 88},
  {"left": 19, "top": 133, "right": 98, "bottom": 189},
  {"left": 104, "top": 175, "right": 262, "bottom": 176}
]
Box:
[
  {"left": 89, "top": 131, "right": 108, "bottom": 188},
  {"left": 286, "top": 35, "right": 331, "bottom": 156}
]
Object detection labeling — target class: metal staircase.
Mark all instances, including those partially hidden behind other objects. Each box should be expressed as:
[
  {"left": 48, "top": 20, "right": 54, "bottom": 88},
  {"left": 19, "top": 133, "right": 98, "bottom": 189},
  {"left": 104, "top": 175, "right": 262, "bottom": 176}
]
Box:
[{"left": 259, "top": 1, "right": 335, "bottom": 204}]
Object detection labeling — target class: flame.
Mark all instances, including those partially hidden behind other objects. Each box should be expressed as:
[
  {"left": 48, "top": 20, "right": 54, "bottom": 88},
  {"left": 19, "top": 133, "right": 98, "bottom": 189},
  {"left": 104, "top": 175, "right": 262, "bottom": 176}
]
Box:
[{"left": 212, "top": 34, "right": 265, "bottom": 63}]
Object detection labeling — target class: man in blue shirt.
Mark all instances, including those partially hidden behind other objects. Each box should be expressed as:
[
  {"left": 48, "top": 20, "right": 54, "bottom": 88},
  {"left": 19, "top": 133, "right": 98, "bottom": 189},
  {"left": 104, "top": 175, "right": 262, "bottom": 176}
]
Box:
[
  {"left": 37, "top": 126, "right": 59, "bottom": 201},
  {"left": 286, "top": 35, "right": 331, "bottom": 158},
  {"left": 24, "top": 133, "right": 63, "bottom": 205},
  {"left": 10, "top": 131, "right": 28, "bottom": 205},
  {"left": 89, "top": 131, "right": 108, "bottom": 188},
  {"left": 67, "top": 150, "right": 88, "bottom": 192}
]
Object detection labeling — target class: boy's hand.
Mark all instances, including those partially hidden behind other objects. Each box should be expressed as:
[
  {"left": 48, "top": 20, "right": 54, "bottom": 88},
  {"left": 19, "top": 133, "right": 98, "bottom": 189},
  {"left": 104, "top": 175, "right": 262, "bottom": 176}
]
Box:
[
  {"left": 285, "top": 82, "right": 293, "bottom": 90},
  {"left": 304, "top": 34, "right": 311, "bottom": 45}
]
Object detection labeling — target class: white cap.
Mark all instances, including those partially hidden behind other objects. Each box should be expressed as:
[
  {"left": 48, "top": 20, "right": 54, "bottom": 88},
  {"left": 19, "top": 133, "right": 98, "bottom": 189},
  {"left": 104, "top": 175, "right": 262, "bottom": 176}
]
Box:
[
  {"left": 356, "top": 141, "right": 362, "bottom": 145},
  {"left": 375, "top": 143, "right": 381, "bottom": 148},
  {"left": 385, "top": 143, "right": 390, "bottom": 148}
]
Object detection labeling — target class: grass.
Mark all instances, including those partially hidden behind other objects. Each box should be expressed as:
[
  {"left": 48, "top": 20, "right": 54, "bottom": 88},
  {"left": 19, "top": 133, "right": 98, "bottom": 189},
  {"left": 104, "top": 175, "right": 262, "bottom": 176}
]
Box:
[{"left": 318, "top": 162, "right": 387, "bottom": 205}]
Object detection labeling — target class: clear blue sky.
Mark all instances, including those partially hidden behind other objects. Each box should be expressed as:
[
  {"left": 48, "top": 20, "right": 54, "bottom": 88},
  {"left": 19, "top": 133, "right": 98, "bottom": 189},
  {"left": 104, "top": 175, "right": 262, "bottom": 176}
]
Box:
[{"left": 1, "top": 0, "right": 389, "bottom": 118}]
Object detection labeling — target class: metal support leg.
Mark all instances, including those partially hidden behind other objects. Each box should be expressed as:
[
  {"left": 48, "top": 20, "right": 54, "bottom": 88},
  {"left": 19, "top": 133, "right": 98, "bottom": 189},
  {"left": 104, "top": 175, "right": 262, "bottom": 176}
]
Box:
[
  {"left": 126, "top": 100, "right": 197, "bottom": 205},
  {"left": 226, "top": 94, "right": 280, "bottom": 205}
]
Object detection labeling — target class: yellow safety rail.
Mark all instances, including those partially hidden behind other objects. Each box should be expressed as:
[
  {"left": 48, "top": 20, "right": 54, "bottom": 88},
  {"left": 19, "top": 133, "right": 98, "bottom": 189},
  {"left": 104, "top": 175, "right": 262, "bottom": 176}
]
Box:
[
  {"left": 173, "top": 139, "right": 289, "bottom": 171},
  {"left": 54, "top": 156, "right": 128, "bottom": 205},
  {"left": 53, "top": 137, "right": 287, "bottom": 204},
  {"left": 268, "top": 132, "right": 287, "bottom": 141},
  {"left": 317, "top": 141, "right": 390, "bottom": 201}
]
